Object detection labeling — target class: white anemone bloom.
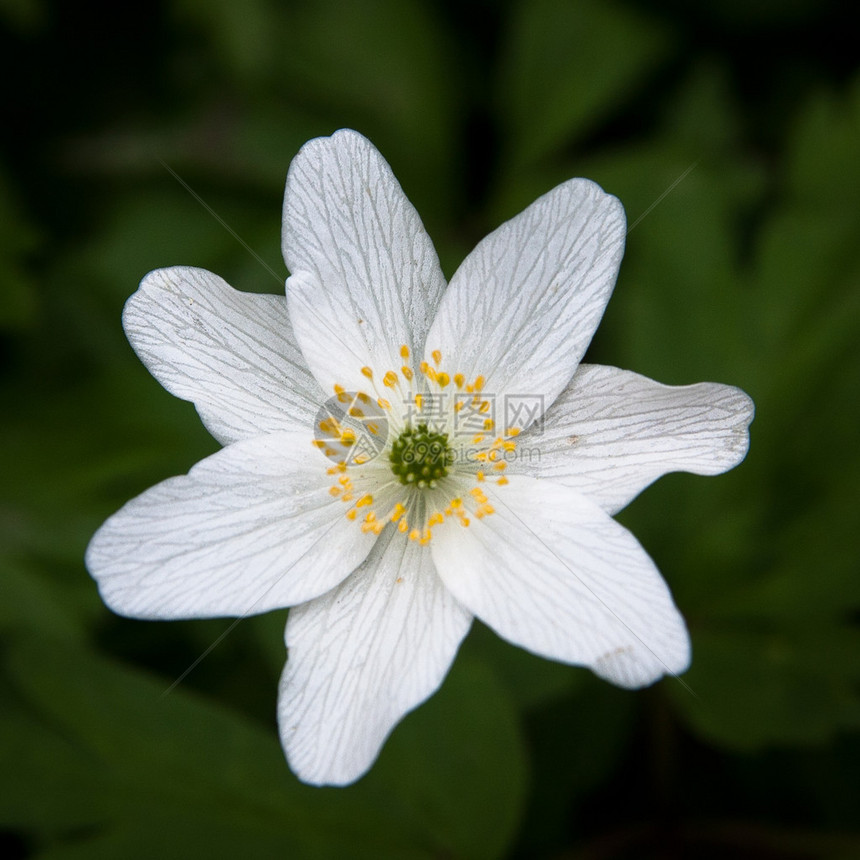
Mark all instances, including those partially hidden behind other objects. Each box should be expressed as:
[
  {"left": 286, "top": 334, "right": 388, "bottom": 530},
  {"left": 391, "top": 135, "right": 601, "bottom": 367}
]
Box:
[{"left": 87, "top": 129, "right": 753, "bottom": 786}]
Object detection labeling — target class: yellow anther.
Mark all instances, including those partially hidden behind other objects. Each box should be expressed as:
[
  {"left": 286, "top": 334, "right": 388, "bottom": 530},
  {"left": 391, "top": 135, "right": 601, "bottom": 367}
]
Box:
[
  {"left": 391, "top": 503, "right": 406, "bottom": 522},
  {"left": 479, "top": 400, "right": 490, "bottom": 414},
  {"left": 476, "top": 471, "right": 485, "bottom": 482},
  {"left": 341, "top": 493, "right": 354, "bottom": 502},
  {"left": 409, "top": 528, "right": 421, "bottom": 542},
  {"left": 383, "top": 370, "right": 398, "bottom": 387},
  {"left": 401, "top": 365, "right": 414, "bottom": 381},
  {"left": 415, "top": 394, "right": 424, "bottom": 410},
  {"left": 338, "top": 475, "right": 351, "bottom": 486},
  {"left": 450, "top": 497, "right": 462, "bottom": 508},
  {"left": 346, "top": 508, "right": 357, "bottom": 520},
  {"left": 502, "top": 441, "right": 517, "bottom": 452},
  {"left": 483, "top": 418, "right": 495, "bottom": 431},
  {"left": 459, "top": 517, "right": 471, "bottom": 527},
  {"left": 454, "top": 373, "right": 465, "bottom": 389},
  {"left": 312, "top": 439, "right": 326, "bottom": 449},
  {"left": 356, "top": 494, "right": 373, "bottom": 507},
  {"left": 497, "top": 476, "right": 509, "bottom": 486},
  {"left": 419, "top": 529, "right": 432, "bottom": 545},
  {"left": 488, "top": 449, "right": 499, "bottom": 462},
  {"left": 428, "top": 512, "right": 444, "bottom": 526},
  {"left": 398, "top": 519, "right": 409, "bottom": 534},
  {"left": 474, "top": 375, "right": 485, "bottom": 392},
  {"left": 400, "top": 344, "right": 410, "bottom": 360},
  {"left": 334, "top": 383, "right": 345, "bottom": 395},
  {"left": 494, "top": 461, "right": 507, "bottom": 471},
  {"left": 377, "top": 397, "right": 391, "bottom": 409},
  {"left": 329, "top": 487, "right": 341, "bottom": 497},
  {"left": 454, "top": 400, "right": 464, "bottom": 412},
  {"left": 506, "top": 427, "right": 521, "bottom": 437},
  {"left": 327, "top": 463, "right": 346, "bottom": 475},
  {"left": 431, "top": 349, "right": 442, "bottom": 365},
  {"left": 436, "top": 372, "right": 450, "bottom": 388},
  {"left": 357, "top": 392, "right": 371, "bottom": 403},
  {"left": 475, "top": 451, "right": 488, "bottom": 462},
  {"left": 361, "top": 366, "right": 373, "bottom": 379}
]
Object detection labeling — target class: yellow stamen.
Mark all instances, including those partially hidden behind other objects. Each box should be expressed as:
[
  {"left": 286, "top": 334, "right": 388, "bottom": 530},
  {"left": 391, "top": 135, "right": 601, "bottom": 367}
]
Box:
[
  {"left": 361, "top": 366, "right": 373, "bottom": 379},
  {"left": 431, "top": 349, "right": 442, "bottom": 365},
  {"left": 383, "top": 370, "right": 398, "bottom": 387},
  {"left": 400, "top": 344, "right": 410, "bottom": 360},
  {"left": 454, "top": 373, "right": 465, "bottom": 389},
  {"left": 436, "top": 372, "right": 450, "bottom": 388},
  {"left": 401, "top": 365, "right": 414, "bottom": 381}
]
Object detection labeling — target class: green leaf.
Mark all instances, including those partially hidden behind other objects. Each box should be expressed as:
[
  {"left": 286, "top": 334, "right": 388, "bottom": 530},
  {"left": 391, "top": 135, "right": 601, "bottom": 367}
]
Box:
[
  {"left": 671, "top": 626, "right": 860, "bottom": 750},
  {"left": 2, "top": 635, "right": 526, "bottom": 859},
  {"left": 497, "top": 0, "right": 671, "bottom": 168}
]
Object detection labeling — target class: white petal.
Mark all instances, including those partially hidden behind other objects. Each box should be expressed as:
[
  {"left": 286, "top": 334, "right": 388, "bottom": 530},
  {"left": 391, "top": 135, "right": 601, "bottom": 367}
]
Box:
[
  {"left": 86, "top": 432, "right": 376, "bottom": 619},
  {"left": 279, "top": 528, "right": 472, "bottom": 786},
  {"left": 424, "top": 179, "right": 625, "bottom": 429},
  {"left": 431, "top": 475, "right": 689, "bottom": 688},
  {"left": 282, "top": 129, "right": 447, "bottom": 394},
  {"left": 510, "top": 364, "right": 755, "bottom": 514},
  {"left": 124, "top": 267, "right": 324, "bottom": 445}
]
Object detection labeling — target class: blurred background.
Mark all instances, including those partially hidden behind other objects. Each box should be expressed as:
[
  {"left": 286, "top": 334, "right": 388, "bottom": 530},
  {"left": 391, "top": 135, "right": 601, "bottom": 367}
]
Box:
[{"left": 1, "top": 0, "right": 858, "bottom": 857}]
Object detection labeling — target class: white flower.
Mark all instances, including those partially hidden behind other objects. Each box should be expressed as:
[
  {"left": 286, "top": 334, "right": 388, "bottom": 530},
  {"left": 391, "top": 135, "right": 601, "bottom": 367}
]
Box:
[{"left": 86, "top": 129, "right": 754, "bottom": 786}]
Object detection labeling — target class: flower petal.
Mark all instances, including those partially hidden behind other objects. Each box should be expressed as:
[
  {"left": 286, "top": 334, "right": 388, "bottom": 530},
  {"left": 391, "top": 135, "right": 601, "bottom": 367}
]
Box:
[
  {"left": 124, "top": 267, "right": 324, "bottom": 445},
  {"left": 279, "top": 528, "right": 472, "bottom": 786},
  {"left": 282, "top": 129, "right": 447, "bottom": 394},
  {"left": 86, "top": 432, "right": 376, "bottom": 619},
  {"left": 510, "top": 364, "right": 755, "bottom": 514},
  {"left": 425, "top": 179, "right": 625, "bottom": 428},
  {"left": 431, "top": 475, "right": 689, "bottom": 689}
]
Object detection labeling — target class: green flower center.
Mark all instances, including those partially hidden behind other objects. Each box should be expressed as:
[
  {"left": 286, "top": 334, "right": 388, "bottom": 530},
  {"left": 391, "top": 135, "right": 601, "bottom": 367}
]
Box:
[{"left": 389, "top": 424, "right": 453, "bottom": 489}]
